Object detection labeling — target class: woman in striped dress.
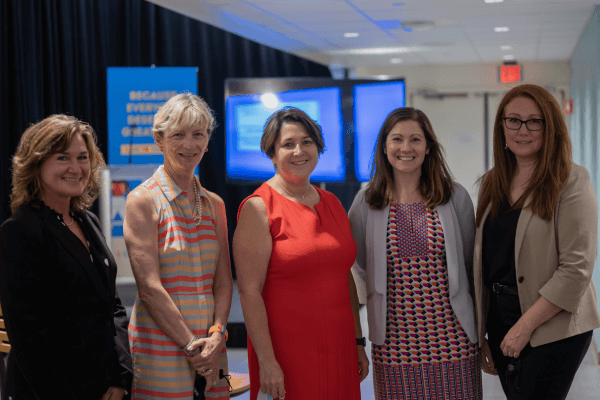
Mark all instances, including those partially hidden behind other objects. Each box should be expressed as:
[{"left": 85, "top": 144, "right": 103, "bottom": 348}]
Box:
[{"left": 124, "top": 93, "right": 233, "bottom": 399}]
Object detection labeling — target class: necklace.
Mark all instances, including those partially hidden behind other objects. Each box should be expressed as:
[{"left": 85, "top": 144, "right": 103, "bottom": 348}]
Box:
[
  {"left": 300, "top": 185, "right": 311, "bottom": 199},
  {"left": 283, "top": 184, "right": 311, "bottom": 200},
  {"left": 65, "top": 213, "right": 74, "bottom": 226},
  {"left": 193, "top": 179, "right": 203, "bottom": 227}
]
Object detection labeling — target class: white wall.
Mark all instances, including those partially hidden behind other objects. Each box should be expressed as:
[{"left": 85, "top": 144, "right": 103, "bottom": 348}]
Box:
[{"left": 354, "top": 60, "right": 571, "bottom": 205}]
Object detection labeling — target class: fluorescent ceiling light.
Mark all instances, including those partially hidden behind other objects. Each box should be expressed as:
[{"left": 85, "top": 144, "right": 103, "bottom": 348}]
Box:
[
  {"left": 503, "top": 54, "right": 515, "bottom": 60},
  {"left": 344, "top": 32, "right": 359, "bottom": 38},
  {"left": 376, "top": 75, "right": 390, "bottom": 80},
  {"left": 485, "top": 0, "right": 504, "bottom": 3},
  {"left": 494, "top": 27, "right": 510, "bottom": 32},
  {"left": 500, "top": 45, "right": 513, "bottom": 51},
  {"left": 390, "top": 58, "right": 402, "bottom": 64},
  {"left": 330, "top": 46, "right": 429, "bottom": 55}
]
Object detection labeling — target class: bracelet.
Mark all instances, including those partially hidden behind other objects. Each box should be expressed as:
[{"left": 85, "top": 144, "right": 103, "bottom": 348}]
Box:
[
  {"left": 182, "top": 334, "right": 201, "bottom": 356},
  {"left": 209, "top": 323, "right": 228, "bottom": 342},
  {"left": 356, "top": 337, "right": 366, "bottom": 346}
]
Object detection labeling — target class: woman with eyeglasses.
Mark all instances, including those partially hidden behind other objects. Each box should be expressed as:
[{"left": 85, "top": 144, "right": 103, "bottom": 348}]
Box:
[{"left": 474, "top": 84, "right": 599, "bottom": 399}]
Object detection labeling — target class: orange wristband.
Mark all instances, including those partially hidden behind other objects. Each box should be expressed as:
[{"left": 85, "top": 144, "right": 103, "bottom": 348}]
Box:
[{"left": 209, "top": 324, "right": 228, "bottom": 341}]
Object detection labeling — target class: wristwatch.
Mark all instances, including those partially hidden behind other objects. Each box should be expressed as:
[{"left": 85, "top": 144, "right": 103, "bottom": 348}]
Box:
[{"left": 356, "top": 337, "right": 366, "bottom": 346}]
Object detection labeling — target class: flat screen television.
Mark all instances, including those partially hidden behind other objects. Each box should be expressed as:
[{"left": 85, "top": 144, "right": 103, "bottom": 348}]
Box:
[
  {"left": 225, "top": 81, "right": 344, "bottom": 182},
  {"left": 353, "top": 80, "right": 406, "bottom": 182},
  {"left": 225, "top": 77, "right": 405, "bottom": 183}
]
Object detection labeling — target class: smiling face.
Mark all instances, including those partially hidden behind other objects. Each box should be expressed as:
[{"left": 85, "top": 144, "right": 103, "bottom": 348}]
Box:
[
  {"left": 271, "top": 122, "right": 319, "bottom": 183},
  {"left": 503, "top": 96, "right": 544, "bottom": 162},
  {"left": 40, "top": 133, "right": 91, "bottom": 204},
  {"left": 384, "top": 120, "right": 430, "bottom": 180},
  {"left": 157, "top": 123, "right": 209, "bottom": 174}
]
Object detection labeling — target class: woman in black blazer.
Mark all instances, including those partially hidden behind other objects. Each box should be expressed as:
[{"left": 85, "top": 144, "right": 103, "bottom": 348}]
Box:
[{"left": 0, "top": 115, "right": 133, "bottom": 399}]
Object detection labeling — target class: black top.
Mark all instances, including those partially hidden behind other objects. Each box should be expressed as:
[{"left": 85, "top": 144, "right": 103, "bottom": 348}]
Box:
[
  {"left": 0, "top": 201, "right": 133, "bottom": 399},
  {"left": 482, "top": 199, "right": 522, "bottom": 288}
]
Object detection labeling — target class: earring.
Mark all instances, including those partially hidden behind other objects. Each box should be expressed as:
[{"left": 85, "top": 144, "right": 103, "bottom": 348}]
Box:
[
  {"left": 505, "top": 143, "right": 508, "bottom": 150},
  {"left": 273, "top": 164, "right": 277, "bottom": 170}
]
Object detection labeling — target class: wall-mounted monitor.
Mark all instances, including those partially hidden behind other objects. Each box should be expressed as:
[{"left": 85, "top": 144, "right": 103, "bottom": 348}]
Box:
[
  {"left": 353, "top": 80, "right": 406, "bottom": 182},
  {"left": 225, "top": 77, "right": 405, "bottom": 184},
  {"left": 226, "top": 83, "right": 344, "bottom": 182}
]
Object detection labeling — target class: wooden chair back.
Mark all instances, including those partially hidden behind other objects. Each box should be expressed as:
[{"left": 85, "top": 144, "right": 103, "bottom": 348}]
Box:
[{"left": 0, "top": 305, "right": 10, "bottom": 353}]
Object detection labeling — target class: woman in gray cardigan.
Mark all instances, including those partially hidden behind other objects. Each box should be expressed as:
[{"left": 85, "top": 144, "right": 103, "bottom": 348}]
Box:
[{"left": 349, "top": 107, "right": 481, "bottom": 400}]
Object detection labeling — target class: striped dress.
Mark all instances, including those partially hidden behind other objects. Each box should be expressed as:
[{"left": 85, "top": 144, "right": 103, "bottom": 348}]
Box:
[{"left": 128, "top": 166, "right": 229, "bottom": 400}]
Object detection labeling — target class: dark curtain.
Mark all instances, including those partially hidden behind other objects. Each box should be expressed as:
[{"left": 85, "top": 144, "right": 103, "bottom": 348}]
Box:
[{"left": 0, "top": 0, "right": 333, "bottom": 277}]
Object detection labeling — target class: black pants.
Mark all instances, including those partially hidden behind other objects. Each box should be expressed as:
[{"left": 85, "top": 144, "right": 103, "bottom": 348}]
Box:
[{"left": 487, "top": 292, "right": 592, "bottom": 400}]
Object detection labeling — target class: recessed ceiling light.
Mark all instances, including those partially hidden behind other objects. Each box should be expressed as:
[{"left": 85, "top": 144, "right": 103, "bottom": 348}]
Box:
[
  {"left": 390, "top": 58, "right": 402, "bottom": 64},
  {"left": 494, "top": 27, "right": 509, "bottom": 32},
  {"left": 500, "top": 45, "right": 513, "bottom": 51},
  {"left": 485, "top": 0, "right": 504, "bottom": 3},
  {"left": 344, "top": 32, "right": 359, "bottom": 38},
  {"left": 503, "top": 54, "right": 515, "bottom": 60}
]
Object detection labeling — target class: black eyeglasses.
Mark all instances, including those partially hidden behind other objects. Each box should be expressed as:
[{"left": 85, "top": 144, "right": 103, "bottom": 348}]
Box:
[{"left": 503, "top": 117, "right": 545, "bottom": 131}]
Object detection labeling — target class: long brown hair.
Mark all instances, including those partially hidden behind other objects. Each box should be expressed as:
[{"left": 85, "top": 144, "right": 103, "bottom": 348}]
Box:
[
  {"left": 10, "top": 114, "right": 105, "bottom": 214},
  {"left": 365, "top": 107, "right": 453, "bottom": 209},
  {"left": 475, "top": 84, "right": 572, "bottom": 226}
]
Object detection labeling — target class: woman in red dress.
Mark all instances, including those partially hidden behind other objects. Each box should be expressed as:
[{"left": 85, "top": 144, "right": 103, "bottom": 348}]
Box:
[{"left": 233, "top": 107, "right": 368, "bottom": 400}]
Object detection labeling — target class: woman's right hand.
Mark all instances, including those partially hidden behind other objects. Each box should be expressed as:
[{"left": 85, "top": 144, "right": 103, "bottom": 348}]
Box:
[
  {"left": 259, "top": 359, "right": 285, "bottom": 399},
  {"left": 480, "top": 338, "right": 497, "bottom": 375}
]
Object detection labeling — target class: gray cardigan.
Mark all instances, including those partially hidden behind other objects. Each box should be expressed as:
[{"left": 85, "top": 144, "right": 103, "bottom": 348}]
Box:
[{"left": 349, "top": 183, "right": 478, "bottom": 345}]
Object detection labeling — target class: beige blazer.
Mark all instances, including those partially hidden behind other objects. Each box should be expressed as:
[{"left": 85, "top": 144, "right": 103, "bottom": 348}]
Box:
[{"left": 474, "top": 164, "right": 600, "bottom": 348}]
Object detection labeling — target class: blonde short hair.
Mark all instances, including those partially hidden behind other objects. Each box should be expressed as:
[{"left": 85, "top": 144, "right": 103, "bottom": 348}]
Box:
[
  {"left": 10, "top": 114, "right": 105, "bottom": 214},
  {"left": 152, "top": 93, "right": 216, "bottom": 142}
]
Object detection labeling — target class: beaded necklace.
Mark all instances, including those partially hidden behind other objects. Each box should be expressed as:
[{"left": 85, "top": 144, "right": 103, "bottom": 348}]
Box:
[{"left": 193, "top": 179, "right": 203, "bottom": 227}]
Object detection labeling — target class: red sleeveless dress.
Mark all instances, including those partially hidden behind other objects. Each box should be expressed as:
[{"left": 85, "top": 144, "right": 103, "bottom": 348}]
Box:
[{"left": 238, "top": 183, "right": 361, "bottom": 400}]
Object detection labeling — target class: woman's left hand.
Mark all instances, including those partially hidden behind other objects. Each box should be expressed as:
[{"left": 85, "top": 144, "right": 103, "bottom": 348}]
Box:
[
  {"left": 500, "top": 319, "right": 533, "bottom": 359},
  {"left": 357, "top": 346, "right": 370, "bottom": 382},
  {"left": 100, "top": 386, "right": 126, "bottom": 400},
  {"left": 186, "top": 333, "right": 224, "bottom": 375}
]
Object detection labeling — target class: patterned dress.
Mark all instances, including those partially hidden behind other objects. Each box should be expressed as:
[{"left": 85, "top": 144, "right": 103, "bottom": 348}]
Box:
[
  {"left": 372, "top": 202, "right": 482, "bottom": 400},
  {"left": 128, "top": 166, "right": 229, "bottom": 400}
]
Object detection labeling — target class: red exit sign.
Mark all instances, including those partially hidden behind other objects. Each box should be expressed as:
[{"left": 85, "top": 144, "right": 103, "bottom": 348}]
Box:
[{"left": 500, "top": 64, "right": 522, "bottom": 83}]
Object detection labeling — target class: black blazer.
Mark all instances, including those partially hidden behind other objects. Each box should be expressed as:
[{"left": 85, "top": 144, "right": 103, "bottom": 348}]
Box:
[{"left": 0, "top": 202, "right": 133, "bottom": 399}]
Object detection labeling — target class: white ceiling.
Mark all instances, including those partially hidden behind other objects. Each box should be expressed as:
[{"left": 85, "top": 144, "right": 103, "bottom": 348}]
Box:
[{"left": 146, "top": 0, "right": 598, "bottom": 69}]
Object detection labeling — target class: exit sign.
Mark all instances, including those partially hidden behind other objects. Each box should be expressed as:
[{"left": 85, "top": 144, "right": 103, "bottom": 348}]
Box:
[{"left": 500, "top": 64, "right": 522, "bottom": 83}]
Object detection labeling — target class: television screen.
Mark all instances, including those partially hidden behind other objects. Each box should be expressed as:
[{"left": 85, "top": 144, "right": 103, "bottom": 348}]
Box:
[
  {"left": 226, "top": 86, "right": 344, "bottom": 182},
  {"left": 353, "top": 80, "right": 406, "bottom": 182}
]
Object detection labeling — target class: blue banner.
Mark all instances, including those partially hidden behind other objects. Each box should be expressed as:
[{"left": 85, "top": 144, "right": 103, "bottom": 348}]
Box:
[{"left": 106, "top": 67, "right": 198, "bottom": 165}]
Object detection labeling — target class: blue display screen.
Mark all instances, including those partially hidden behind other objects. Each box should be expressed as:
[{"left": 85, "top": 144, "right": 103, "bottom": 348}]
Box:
[
  {"left": 106, "top": 67, "right": 198, "bottom": 166},
  {"left": 226, "top": 87, "right": 344, "bottom": 182},
  {"left": 353, "top": 81, "right": 406, "bottom": 182}
]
